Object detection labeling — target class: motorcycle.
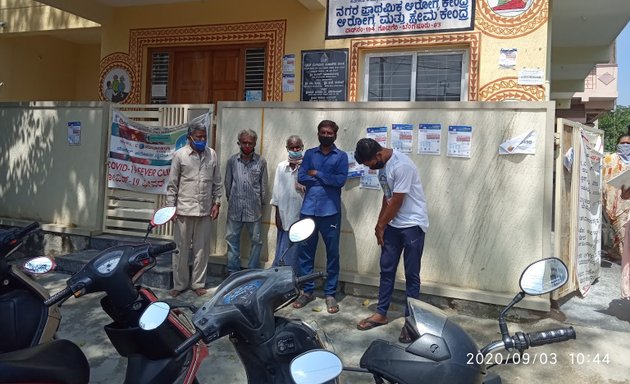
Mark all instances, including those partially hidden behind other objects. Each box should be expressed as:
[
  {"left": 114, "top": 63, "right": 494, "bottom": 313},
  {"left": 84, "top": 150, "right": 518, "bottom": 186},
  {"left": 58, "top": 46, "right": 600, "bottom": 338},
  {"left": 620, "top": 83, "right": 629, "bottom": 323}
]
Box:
[
  {"left": 0, "top": 206, "right": 206, "bottom": 384},
  {"left": 289, "top": 257, "right": 576, "bottom": 384},
  {"left": 0, "top": 221, "right": 62, "bottom": 354},
  {"left": 139, "top": 217, "right": 334, "bottom": 384}
]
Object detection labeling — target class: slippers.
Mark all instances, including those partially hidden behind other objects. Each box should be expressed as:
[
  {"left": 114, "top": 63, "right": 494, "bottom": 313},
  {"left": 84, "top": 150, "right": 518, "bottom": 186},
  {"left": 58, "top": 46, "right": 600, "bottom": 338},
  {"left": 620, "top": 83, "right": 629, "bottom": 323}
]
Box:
[
  {"left": 194, "top": 288, "right": 207, "bottom": 296},
  {"left": 169, "top": 289, "right": 182, "bottom": 297},
  {"left": 398, "top": 326, "right": 413, "bottom": 343},
  {"left": 325, "top": 296, "right": 339, "bottom": 314},
  {"left": 356, "top": 316, "right": 388, "bottom": 331},
  {"left": 292, "top": 293, "right": 315, "bottom": 309}
]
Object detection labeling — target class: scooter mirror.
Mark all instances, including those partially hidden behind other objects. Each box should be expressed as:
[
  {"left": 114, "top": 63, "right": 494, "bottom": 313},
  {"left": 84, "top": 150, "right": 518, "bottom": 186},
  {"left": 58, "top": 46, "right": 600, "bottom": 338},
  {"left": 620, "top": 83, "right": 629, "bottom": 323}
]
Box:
[
  {"left": 288, "top": 218, "right": 316, "bottom": 243},
  {"left": 290, "top": 349, "right": 342, "bottom": 384},
  {"left": 139, "top": 301, "right": 170, "bottom": 331},
  {"left": 519, "top": 257, "right": 569, "bottom": 296},
  {"left": 151, "top": 206, "right": 177, "bottom": 226},
  {"left": 23, "top": 257, "right": 56, "bottom": 274}
]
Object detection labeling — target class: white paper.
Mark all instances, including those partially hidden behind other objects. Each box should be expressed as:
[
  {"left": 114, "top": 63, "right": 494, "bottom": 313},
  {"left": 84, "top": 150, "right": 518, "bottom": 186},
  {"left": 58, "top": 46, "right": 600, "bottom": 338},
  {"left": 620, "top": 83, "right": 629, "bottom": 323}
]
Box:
[
  {"left": 518, "top": 68, "right": 545, "bottom": 85},
  {"left": 347, "top": 151, "right": 364, "bottom": 178},
  {"left": 282, "top": 74, "right": 295, "bottom": 93},
  {"left": 283, "top": 54, "right": 295, "bottom": 74},
  {"left": 391, "top": 124, "right": 413, "bottom": 153},
  {"left": 67, "top": 121, "right": 81, "bottom": 145},
  {"left": 499, "top": 48, "right": 517, "bottom": 69},
  {"left": 361, "top": 127, "right": 388, "bottom": 189},
  {"left": 607, "top": 169, "right": 630, "bottom": 189},
  {"left": 499, "top": 130, "right": 536, "bottom": 155},
  {"left": 447, "top": 126, "right": 472, "bottom": 158},
  {"left": 151, "top": 84, "right": 167, "bottom": 97},
  {"left": 417, "top": 124, "right": 441, "bottom": 155}
]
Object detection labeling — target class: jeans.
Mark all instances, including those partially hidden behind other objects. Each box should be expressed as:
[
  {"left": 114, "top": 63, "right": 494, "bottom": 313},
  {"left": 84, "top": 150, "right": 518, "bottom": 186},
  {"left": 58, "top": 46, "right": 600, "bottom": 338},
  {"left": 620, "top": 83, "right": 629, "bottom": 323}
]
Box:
[
  {"left": 376, "top": 225, "right": 425, "bottom": 317},
  {"left": 225, "top": 218, "right": 262, "bottom": 273},
  {"left": 297, "top": 213, "right": 341, "bottom": 297}
]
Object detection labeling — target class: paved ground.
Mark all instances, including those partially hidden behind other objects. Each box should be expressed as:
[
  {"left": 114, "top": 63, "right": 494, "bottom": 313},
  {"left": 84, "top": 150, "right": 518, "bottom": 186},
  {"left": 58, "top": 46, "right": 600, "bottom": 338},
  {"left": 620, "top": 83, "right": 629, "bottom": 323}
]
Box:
[{"left": 30, "top": 258, "right": 630, "bottom": 384}]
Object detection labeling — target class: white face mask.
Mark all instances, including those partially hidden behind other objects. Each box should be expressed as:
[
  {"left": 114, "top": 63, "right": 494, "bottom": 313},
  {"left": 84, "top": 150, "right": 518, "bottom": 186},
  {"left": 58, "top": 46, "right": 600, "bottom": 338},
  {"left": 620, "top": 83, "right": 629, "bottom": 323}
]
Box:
[{"left": 618, "top": 143, "right": 630, "bottom": 163}]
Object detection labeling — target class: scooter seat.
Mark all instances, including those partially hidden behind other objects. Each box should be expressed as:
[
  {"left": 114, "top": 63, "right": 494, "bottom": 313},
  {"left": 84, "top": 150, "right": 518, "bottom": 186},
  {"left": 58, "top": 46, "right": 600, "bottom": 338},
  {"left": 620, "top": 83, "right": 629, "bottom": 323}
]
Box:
[{"left": 0, "top": 339, "right": 89, "bottom": 384}]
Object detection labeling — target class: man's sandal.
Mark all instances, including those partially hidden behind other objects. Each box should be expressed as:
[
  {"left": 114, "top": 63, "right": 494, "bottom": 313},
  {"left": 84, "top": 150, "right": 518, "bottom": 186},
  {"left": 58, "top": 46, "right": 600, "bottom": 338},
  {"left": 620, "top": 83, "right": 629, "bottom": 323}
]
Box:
[
  {"left": 292, "top": 293, "right": 315, "bottom": 309},
  {"left": 325, "top": 296, "right": 339, "bottom": 314}
]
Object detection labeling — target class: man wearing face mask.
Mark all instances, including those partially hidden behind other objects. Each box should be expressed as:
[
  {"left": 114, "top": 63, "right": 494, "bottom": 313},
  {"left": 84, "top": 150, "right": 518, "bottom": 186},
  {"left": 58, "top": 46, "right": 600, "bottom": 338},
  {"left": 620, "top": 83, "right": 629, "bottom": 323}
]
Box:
[
  {"left": 292, "top": 120, "right": 349, "bottom": 314},
  {"left": 353, "top": 138, "right": 429, "bottom": 343},
  {"left": 602, "top": 132, "right": 630, "bottom": 300},
  {"left": 270, "top": 135, "right": 306, "bottom": 270},
  {"left": 224, "top": 129, "right": 268, "bottom": 275},
  {"left": 166, "top": 124, "right": 222, "bottom": 297}
]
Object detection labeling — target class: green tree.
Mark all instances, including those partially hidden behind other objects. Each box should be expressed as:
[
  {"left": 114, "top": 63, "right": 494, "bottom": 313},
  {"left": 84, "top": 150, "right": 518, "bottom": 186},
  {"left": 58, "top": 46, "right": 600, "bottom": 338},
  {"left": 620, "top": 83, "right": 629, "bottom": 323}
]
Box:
[{"left": 600, "top": 105, "right": 630, "bottom": 152}]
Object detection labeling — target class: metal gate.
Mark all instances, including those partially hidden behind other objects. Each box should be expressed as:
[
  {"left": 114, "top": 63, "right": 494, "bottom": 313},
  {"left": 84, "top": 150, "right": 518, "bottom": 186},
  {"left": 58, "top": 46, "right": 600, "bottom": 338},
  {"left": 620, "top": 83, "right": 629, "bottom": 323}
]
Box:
[{"left": 103, "top": 104, "right": 213, "bottom": 239}]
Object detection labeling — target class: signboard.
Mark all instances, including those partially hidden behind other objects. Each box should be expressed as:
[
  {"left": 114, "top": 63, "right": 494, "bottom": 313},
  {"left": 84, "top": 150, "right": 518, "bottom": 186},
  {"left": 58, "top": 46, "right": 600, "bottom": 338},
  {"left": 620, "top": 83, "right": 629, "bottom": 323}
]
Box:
[
  {"left": 326, "top": 0, "right": 475, "bottom": 39},
  {"left": 301, "top": 49, "right": 348, "bottom": 101}
]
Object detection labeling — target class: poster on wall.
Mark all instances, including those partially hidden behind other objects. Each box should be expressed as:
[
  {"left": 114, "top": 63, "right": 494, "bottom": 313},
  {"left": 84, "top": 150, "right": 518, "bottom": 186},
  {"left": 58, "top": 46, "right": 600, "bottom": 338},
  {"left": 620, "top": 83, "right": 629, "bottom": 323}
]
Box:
[
  {"left": 447, "top": 125, "right": 472, "bottom": 158},
  {"left": 391, "top": 124, "right": 413, "bottom": 154},
  {"left": 326, "top": 0, "right": 475, "bottom": 39},
  {"left": 102, "top": 67, "right": 132, "bottom": 103},
  {"left": 301, "top": 49, "right": 348, "bottom": 101},
  {"left": 360, "top": 126, "right": 388, "bottom": 189},
  {"left": 418, "top": 124, "right": 442, "bottom": 155},
  {"left": 107, "top": 111, "right": 210, "bottom": 194},
  {"left": 67, "top": 121, "right": 81, "bottom": 145}
]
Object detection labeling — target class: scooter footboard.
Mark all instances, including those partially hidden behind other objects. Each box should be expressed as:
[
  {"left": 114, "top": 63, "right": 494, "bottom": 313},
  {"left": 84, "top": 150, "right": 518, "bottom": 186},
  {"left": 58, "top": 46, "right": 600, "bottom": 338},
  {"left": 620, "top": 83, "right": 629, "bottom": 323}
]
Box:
[{"left": 104, "top": 321, "right": 184, "bottom": 360}]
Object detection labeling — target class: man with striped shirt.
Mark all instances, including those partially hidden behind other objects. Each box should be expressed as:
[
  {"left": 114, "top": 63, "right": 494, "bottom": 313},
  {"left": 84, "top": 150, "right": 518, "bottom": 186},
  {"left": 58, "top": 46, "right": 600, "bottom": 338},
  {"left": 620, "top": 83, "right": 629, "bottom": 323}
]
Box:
[{"left": 224, "top": 129, "right": 268, "bottom": 275}]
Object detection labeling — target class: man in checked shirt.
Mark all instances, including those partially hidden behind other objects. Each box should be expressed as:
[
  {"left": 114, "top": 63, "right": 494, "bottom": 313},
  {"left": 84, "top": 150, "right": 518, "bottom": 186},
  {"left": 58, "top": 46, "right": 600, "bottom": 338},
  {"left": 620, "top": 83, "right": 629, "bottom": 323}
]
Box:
[{"left": 224, "top": 129, "right": 268, "bottom": 275}]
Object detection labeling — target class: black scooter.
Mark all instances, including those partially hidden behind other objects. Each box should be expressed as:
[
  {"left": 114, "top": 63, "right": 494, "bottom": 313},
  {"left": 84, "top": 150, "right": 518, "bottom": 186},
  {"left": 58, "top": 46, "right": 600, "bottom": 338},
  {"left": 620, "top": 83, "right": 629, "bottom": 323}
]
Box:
[
  {"left": 289, "top": 257, "right": 576, "bottom": 384},
  {"left": 140, "top": 217, "right": 334, "bottom": 384},
  {"left": 0, "top": 222, "right": 61, "bottom": 354},
  {"left": 0, "top": 207, "right": 207, "bottom": 384}
]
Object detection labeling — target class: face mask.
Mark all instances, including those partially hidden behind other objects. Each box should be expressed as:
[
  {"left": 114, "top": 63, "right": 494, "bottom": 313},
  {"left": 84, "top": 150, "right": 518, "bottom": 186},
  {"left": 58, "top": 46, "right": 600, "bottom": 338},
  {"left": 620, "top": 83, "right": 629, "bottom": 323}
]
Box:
[
  {"left": 241, "top": 146, "right": 255, "bottom": 155},
  {"left": 318, "top": 135, "right": 335, "bottom": 147},
  {"left": 369, "top": 161, "right": 385, "bottom": 170},
  {"left": 618, "top": 143, "right": 630, "bottom": 163},
  {"left": 288, "top": 150, "right": 303, "bottom": 159},
  {"left": 191, "top": 140, "right": 206, "bottom": 151}
]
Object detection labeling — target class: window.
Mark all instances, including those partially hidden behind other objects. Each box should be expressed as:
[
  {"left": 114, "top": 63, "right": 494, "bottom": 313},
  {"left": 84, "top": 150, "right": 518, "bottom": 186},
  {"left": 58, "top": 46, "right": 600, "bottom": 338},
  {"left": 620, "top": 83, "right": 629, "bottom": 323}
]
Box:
[{"left": 364, "top": 50, "right": 468, "bottom": 102}]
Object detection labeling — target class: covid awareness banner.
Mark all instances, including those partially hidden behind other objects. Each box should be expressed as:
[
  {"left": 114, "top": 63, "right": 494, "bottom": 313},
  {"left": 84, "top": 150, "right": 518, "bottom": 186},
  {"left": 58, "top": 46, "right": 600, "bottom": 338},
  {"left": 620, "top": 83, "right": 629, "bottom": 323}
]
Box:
[{"left": 107, "top": 110, "right": 210, "bottom": 194}]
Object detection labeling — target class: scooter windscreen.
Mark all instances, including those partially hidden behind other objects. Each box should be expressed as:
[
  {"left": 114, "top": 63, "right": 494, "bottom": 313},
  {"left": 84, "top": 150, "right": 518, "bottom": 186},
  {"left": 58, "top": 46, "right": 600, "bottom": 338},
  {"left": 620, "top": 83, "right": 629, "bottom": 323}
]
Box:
[{"left": 407, "top": 297, "right": 449, "bottom": 337}]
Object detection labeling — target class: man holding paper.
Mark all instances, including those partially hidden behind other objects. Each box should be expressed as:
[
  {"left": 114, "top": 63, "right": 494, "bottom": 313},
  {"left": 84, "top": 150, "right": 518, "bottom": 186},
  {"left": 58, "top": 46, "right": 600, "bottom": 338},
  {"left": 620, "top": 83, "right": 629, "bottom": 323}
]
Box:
[{"left": 602, "top": 133, "right": 630, "bottom": 300}]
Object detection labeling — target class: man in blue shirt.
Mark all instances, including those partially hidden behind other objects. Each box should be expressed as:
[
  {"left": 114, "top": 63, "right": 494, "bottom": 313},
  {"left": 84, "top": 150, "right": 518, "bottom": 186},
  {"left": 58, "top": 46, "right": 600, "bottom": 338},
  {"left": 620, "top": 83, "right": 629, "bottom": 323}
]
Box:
[{"left": 292, "top": 120, "right": 349, "bottom": 314}]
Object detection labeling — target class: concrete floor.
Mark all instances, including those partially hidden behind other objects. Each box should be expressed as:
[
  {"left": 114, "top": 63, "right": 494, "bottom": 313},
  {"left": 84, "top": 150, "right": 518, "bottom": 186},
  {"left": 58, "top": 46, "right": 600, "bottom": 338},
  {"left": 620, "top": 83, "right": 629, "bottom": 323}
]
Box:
[{"left": 28, "top": 258, "right": 630, "bottom": 384}]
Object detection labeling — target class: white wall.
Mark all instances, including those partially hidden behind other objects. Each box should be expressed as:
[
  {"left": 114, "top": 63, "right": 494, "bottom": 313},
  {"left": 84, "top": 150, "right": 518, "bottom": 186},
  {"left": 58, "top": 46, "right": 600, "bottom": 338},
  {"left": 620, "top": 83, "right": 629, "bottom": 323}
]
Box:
[
  {"left": 215, "top": 101, "right": 555, "bottom": 308},
  {"left": 0, "top": 102, "right": 109, "bottom": 231}
]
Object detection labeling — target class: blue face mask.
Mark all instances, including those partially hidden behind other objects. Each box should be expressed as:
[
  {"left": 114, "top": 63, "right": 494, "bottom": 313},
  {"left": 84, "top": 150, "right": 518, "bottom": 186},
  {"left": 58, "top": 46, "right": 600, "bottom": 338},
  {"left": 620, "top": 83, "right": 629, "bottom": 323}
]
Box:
[
  {"left": 191, "top": 140, "right": 207, "bottom": 151},
  {"left": 288, "top": 150, "right": 303, "bottom": 159}
]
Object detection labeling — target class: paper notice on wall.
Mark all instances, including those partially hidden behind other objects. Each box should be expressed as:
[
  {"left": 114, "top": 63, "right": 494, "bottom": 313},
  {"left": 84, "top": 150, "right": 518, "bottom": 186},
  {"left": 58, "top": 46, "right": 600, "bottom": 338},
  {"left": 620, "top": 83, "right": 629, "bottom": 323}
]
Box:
[
  {"left": 447, "top": 125, "right": 472, "bottom": 158},
  {"left": 499, "top": 130, "right": 536, "bottom": 155},
  {"left": 391, "top": 124, "right": 413, "bottom": 153},
  {"left": 282, "top": 75, "right": 295, "bottom": 93},
  {"left": 283, "top": 54, "right": 295, "bottom": 74},
  {"left": 499, "top": 48, "right": 517, "bottom": 69},
  {"left": 417, "top": 124, "right": 442, "bottom": 155},
  {"left": 518, "top": 68, "right": 545, "bottom": 85},
  {"left": 67, "top": 121, "right": 81, "bottom": 145},
  {"left": 347, "top": 151, "right": 364, "bottom": 178},
  {"left": 361, "top": 127, "right": 388, "bottom": 189}
]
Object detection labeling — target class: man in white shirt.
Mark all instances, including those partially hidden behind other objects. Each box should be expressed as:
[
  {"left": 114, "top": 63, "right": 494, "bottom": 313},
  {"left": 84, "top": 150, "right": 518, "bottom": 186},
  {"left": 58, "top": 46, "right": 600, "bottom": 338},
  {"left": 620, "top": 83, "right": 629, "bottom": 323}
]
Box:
[
  {"left": 353, "top": 138, "right": 429, "bottom": 343},
  {"left": 270, "top": 135, "right": 305, "bottom": 269}
]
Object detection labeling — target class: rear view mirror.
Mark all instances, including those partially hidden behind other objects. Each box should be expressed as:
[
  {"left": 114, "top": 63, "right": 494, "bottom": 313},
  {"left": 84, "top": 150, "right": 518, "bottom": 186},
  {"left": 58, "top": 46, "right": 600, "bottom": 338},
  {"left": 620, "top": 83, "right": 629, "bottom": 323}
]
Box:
[
  {"left": 152, "top": 206, "right": 177, "bottom": 226},
  {"left": 23, "top": 257, "right": 55, "bottom": 274},
  {"left": 290, "top": 349, "right": 342, "bottom": 384},
  {"left": 139, "top": 301, "right": 170, "bottom": 331},
  {"left": 288, "top": 218, "right": 316, "bottom": 243},
  {"left": 519, "top": 257, "right": 569, "bottom": 296}
]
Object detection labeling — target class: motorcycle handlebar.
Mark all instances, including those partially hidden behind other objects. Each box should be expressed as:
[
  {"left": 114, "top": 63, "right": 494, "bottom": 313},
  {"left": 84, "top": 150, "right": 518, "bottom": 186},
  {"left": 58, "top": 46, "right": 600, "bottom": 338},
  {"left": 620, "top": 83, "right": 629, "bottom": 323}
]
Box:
[
  {"left": 296, "top": 271, "right": 326, "bottom": 286},
  {"left": 174, "top": 332, "right": 203, "bottom": 356},
  {"left": 527, "top": 327, "right": 576, "bottom": 347},
  {"left": 16, "top": 222, "right": 40, "bottom": 239},
  {"left": 44, "top": 286, "right": 73, "bottom": 307},
  {"left": 148, "top": 242, "right": 176, "bottom": 257}
]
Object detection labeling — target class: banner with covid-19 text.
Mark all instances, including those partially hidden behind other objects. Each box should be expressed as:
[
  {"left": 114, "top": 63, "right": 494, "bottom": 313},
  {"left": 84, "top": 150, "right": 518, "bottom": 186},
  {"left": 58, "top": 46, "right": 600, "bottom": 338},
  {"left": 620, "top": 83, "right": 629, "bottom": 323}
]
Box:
[{"left": 107, "top": 111, "right": 210, "bottom": 194}]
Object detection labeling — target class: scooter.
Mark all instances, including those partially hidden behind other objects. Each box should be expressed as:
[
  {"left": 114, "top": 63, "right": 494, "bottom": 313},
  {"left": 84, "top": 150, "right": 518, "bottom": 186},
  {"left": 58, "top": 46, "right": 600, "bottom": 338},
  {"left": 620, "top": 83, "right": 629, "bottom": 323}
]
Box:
[
  {"left": 0, "top": 222, "right": 62, "bottom": 353},
  {"left": 289, "top": 257, "right": 576, "bottom": 384},
  {"left": 139, "top": 217, "right": 334, "bottom": 384},
  {"left": 0, "top": 206, "right": 206, "bottom": 384}
]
